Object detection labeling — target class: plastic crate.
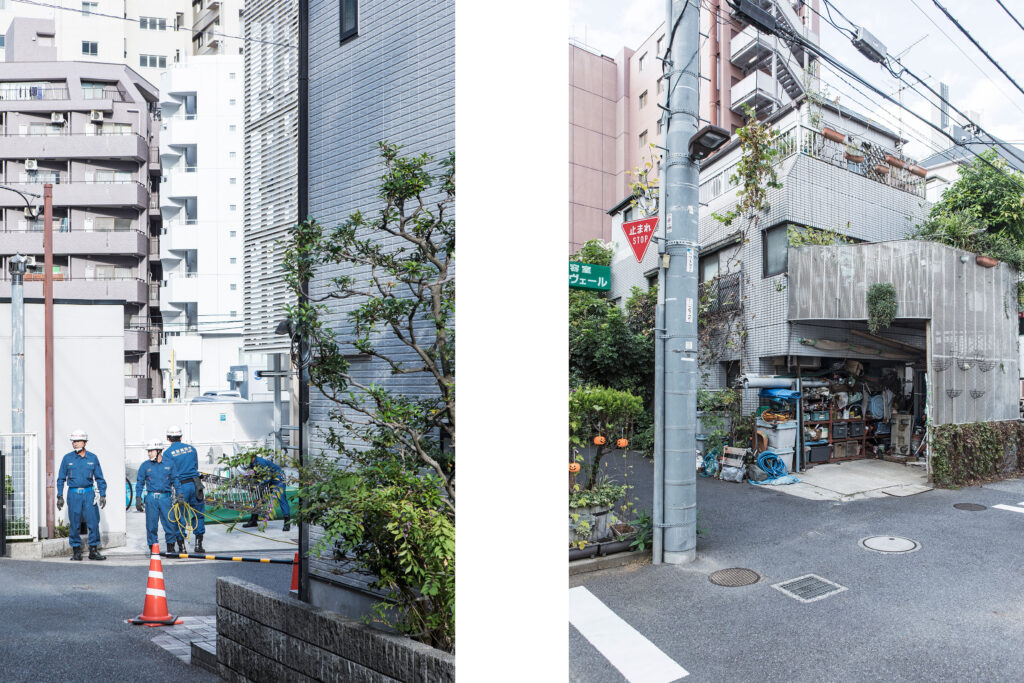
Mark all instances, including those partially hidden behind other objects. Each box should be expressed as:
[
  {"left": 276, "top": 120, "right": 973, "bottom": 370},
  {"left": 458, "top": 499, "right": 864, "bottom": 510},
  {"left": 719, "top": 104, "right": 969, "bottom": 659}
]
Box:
[
  {"left": 806, "top": 443, "right": 831, "bottom": 463},
  {"left": 849, "top": 421, "right": 865, "bottom": 437},
  {"left": 832, "top": 422, "right": 848, "bottom": 439},
  {"left": 766, "top": 421, "right": 797, "bottom": 450},
  {"left": 807, "top": 410, "right": 830, "bottom": 422},
  {"left": 875, "top": 421, "right": 891, "bottom": 435}
]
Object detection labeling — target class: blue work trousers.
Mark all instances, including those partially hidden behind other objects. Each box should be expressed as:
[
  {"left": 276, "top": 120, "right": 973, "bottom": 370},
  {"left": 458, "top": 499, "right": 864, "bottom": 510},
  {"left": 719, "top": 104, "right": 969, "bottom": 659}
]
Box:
[
  {"left": 67, "top": 488, "right": 100, "bottom": 548},
  {"left": 145, "top": 492, "right": 176, "bottom": 547},
  {"left": 177, "top": 480, "right": 206, "bottom": 536},
  {"left": 258, "top": 481, "right": 290, "bottom": 518}
]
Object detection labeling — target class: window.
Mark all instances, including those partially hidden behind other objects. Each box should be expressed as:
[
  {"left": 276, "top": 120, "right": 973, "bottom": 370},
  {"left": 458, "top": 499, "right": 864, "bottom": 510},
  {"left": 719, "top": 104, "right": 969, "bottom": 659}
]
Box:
[
  {"left": 230, "top": 311, "right": 237, "bottom": 317},
  {"left": 639, "top": 90, "right": 648, "bottom": 108},
  {"left": 0, "top": 36, "right": 5, "bottom": 49},
  {"left": 228, "top": 72, "right": 235, "bottom": 79},
  {"left": 657, "top": 77, "right": 665, "bottom": 94},
  {"left": 699, "top": 254, "right": 719, "bottom": 283},
  {"left": 229, "top": 124, "right": 236, "bottom": 132},
  {"left": 340, "top": 0, "right": 358, "bottom": 43},
  {"left": 140, "top": 17, "right": 167, "bottom": 31},
  {"left": 623, "top": 207, "right": 633, "bottom": 223},
  {"left": 638, "top": 52, "right": 647, "bottom": 71},
  {"left": 657, "top": 35, "right": 664, "bottom": 57},
  {"left": 29, "top": 123, "right": 63, "bottom": 136},
  {"left": 229, "top": 230, "right": 236, "bottom": 237},
  {"left": 763, "top": 224, "right": 789, "bottom": 276},
  {"left": 657, "top": 119, "right": 663, "bottom": 135},
  {"left": 639, "top": 130, "right": 648, "bottom": 148},
  {"left": 229, "top": 204, "right": 236, "bottom": 211},
  {"left": 646, "top": 272, "right": 658, "bottom": 290},
  {"left": 229, "top": 98, "right": 236, "bottom": 105},
  {"left": 81, "top": 1, "right": 97, "bottom": 15},
  {"left": 229, "top": 151, "right": 236, "bottom": 159},
  {"left": 82, "top": 41, "right": 98, "bottom": 56},
  {"left": 229, "top": 177, "right": 236, "bottom": 184},
  {"left": 229, "top": 257, "right": 237, "bottom": 264},
  {"left": 81, "top": 81, "right": 111, "bottom": 99},
  {"left": 230, "top": 283, "right": 237, "bottom": 290},
  {"left": 139, "top": 54, "right": 167, "bottom": 68}
]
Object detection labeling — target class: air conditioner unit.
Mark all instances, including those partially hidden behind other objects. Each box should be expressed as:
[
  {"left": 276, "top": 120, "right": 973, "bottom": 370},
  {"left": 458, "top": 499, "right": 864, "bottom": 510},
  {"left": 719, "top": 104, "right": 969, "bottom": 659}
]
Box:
[
  {"left": 50, "top": 112, "right": 65, "bottom": 124},
  {"left": 25, "top": 256, "right": 36, "bottom": 267},
  {"left": 89, "top": 110, "right": 104, "bottom": 122},
  {"left": 24, "top": 159, "right": 38, "bottom": 170}
]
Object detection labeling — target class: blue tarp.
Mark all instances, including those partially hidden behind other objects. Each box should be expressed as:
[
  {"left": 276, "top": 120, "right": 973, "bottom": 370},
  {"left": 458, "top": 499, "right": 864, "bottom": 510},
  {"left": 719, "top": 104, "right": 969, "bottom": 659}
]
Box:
[{"left": 757, "top": 388, "right": 801, "bottom": 401}]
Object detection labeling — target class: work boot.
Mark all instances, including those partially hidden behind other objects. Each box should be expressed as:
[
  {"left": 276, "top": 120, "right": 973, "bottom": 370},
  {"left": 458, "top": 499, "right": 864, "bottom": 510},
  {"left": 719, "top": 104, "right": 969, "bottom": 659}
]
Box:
[
  {"left": 194, "top": 534, "right": 205, "bottom": 554},
  {"left": 166, "top": 544, "right": 175, "bottom": 556},
  {"left": 242, "top": 514, "right": 258, "bottom": 528},
  {"left": 70, "top": 547, "right": 83, "bottom": 561},
  {"left": 177, "top": 539, "right": 186, "bottom": 555},
  {"left": 282, "top": 517, "right": 291, "bottom": 532},
  {"left": 88, "top": 546, "right": 106, "bottom": 561}
]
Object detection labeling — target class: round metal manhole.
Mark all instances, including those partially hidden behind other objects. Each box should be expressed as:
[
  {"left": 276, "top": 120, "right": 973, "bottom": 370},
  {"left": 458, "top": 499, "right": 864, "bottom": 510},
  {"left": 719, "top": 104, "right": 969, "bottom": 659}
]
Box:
[
  {"left": 709, "top": 568, "right": 760, "bottom": 587},
  {"left": 859, "top": 536, "right": 921, "bottom": 554},
  {"left": 953, "top": 503, "right": 987, "bottom": 511}
]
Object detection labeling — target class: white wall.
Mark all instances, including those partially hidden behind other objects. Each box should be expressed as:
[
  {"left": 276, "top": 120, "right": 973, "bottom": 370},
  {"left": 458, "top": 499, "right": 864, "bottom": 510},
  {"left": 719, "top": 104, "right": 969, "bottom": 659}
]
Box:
[{"left": 0, "top": 302, "right": 125, "bottom": 539}]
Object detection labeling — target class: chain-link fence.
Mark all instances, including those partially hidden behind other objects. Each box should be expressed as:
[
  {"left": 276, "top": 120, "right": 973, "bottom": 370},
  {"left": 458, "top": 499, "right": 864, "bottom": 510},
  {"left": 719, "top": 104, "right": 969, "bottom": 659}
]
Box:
[{"left": 1, "top": 433, "right": 38, "bottom": 540}]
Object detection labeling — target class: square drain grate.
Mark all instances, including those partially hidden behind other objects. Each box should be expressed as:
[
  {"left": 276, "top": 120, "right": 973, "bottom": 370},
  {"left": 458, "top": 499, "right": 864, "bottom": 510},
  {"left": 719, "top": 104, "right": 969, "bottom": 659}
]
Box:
[{"left": 772, "top": 574, "right": 847, "bottom": 603}]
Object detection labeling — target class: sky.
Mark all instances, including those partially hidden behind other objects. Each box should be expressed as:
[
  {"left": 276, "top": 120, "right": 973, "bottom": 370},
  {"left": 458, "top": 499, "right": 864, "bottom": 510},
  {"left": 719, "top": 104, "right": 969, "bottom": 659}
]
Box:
[{"left": 569, "top": 0, "right": 1024, "bottom": 162}]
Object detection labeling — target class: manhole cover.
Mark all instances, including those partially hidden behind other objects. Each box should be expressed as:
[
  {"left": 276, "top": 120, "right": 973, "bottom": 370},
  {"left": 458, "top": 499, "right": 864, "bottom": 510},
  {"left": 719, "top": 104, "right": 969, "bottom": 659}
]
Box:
[
  {"left": 709, "top": 568, "right": 759, "bottom": 587},
  {"left": 953, "top": 503, "right": 987, "bottom": 511},
  {"left": 773, "top": 574, "right": 847, "bottom": 603},
  {"left": 859, "top": 536, "right": 920, "bottom": 553}
]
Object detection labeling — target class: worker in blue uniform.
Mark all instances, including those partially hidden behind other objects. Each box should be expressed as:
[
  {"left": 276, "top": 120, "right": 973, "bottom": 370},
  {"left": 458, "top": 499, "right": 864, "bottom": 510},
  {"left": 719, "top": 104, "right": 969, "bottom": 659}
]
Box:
[
  {"left": 55, "top": 429, "right": 107, "bottom": 561},
  {"left": 242, "top": 454, "right": 290, "bottom": 531},
  {"left": 136, "top": 438, "right": 177, "bottom": 555},
  {"left": 163, "top": 425, "right": 206, "bottom": 553}
]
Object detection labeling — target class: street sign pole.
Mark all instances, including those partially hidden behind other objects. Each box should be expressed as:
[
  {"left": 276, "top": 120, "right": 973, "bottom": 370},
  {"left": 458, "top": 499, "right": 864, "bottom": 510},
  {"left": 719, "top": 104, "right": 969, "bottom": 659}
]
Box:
[{"left": 659, "top": 0, "right": 699, "bottom": 564}]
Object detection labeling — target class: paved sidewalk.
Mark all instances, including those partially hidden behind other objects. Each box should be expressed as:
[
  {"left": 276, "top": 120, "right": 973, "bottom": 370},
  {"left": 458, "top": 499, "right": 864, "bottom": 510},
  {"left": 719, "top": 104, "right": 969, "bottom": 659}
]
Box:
[
  {"left": 777, "top": 459, "right": 931, "bottom": 502},
  {"left": 150, "top": 615, "right": 217, "bottom": 664}
]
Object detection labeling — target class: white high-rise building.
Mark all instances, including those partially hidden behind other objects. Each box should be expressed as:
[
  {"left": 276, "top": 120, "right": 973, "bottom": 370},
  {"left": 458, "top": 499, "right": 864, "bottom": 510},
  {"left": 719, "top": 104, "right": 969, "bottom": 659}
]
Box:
[{"left": 157, "top": 55, "right": 243, "bottom": 399}]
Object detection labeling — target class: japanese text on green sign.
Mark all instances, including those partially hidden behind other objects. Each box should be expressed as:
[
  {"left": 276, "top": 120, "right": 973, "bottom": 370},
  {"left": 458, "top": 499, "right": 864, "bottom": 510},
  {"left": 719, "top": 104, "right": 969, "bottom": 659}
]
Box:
[{"left": 569, "top": 261, "right": 610, "bottom": 291}]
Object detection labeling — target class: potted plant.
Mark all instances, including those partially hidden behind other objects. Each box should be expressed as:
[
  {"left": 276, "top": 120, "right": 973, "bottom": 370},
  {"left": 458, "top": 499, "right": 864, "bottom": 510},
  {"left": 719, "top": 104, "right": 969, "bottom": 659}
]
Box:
[
  {"left": 976, "top": 254, "right": 998, "bottom": 268},
  {"left": 844, "top": 143, "right": 864, "bottom": 163},
  {"left": 872, "top": 163, "right": 890, "bottom": 175},
  {"left": 821, "top": 127, "right": 845, "bottom": 143},
  {"left": 907, "top": 165, "right": 927, "bottom": 178},
  {"left": 569, "top": 386, "right": 642, "bottom": 551},
  {"left": 884, "top": 153, "right": 905, "bottom": 169}
]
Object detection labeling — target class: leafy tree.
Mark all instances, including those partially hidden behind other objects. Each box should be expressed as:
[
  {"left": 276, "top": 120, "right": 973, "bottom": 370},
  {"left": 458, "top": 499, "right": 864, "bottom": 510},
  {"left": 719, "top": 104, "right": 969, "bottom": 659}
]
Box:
[
  {"left": 925, "top": 148, "right": 1024, "bottom": 241},
  {"left": 572, "top": 239, "right": 614, "bottom": 267},
  {"left": 281, "top": 142, "right": 454, "bottom": 651},
  {"left": 569, "top": 386, "right": 643, "bottom": 489}
]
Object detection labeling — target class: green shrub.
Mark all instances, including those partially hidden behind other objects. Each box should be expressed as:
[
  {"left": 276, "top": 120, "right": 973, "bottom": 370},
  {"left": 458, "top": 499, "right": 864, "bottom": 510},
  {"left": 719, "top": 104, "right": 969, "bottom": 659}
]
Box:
[{"left": 867, "top": 282, "right": 897, "bottom": 334}]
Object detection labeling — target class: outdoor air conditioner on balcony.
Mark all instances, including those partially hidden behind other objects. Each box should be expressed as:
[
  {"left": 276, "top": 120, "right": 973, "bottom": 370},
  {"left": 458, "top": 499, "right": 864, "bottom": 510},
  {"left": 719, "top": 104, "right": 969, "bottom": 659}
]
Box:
[
  {"left": 89, "top": 110, "right": 104, "bottom": 122},
  {"left": 24, "top": 159, "right": 37, "bottom": 170},
  {"left": 50, "top": 112, "right": 65, "bottom": 124}
]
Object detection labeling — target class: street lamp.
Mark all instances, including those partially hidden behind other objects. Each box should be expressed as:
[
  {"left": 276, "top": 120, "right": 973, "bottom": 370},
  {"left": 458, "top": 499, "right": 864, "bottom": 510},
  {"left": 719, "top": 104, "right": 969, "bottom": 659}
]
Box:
[{"left": 688, "top": 125, "right": 731, "bottom": 162}]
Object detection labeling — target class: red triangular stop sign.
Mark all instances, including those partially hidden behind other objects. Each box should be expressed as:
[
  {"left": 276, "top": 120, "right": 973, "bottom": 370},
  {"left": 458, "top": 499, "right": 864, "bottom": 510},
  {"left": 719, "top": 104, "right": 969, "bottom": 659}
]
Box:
[{"left": 621, "top": 217, "right": 659, "bottom": 263}]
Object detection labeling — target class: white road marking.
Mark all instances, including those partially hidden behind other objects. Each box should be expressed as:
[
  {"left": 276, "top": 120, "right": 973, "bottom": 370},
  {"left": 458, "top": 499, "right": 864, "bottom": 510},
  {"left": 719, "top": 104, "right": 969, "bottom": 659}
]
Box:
[
  {"left": 993, "top": 503, "right": 1024, "bottom": 514},
  {"left": 569, "top": 586, "right": 688, "bottom": 682}
]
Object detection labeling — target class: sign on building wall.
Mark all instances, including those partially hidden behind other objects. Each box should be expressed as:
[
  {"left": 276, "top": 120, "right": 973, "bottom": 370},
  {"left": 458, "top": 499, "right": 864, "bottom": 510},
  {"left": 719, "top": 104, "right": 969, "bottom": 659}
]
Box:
[
  {"left": 622, "top": 217, "right": 658, "bottom": 263},
  {"left": 569, "top": 261, "right": 610, "bottom": 291}
]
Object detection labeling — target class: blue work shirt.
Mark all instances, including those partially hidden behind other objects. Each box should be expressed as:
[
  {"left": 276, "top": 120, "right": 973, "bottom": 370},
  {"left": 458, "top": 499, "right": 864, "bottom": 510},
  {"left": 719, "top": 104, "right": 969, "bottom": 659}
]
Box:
[
  {"left": 56, "top": 450, "right": 107, "bottom": 495},
  {"left": 252, "top": 456, "right": 284, "bottom": 484},
  {"left": 165, "top": 440, "right": 200, "bottom": 487},
  {"left": 137, "top": 458, "right": 173, "bottom": 494}
]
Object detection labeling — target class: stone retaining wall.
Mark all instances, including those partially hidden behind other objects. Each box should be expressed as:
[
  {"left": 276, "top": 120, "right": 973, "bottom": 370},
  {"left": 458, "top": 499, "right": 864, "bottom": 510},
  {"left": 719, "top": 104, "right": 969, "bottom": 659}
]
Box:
[{"left": 216, "top": 577, "right": 454, "bottom": 682}]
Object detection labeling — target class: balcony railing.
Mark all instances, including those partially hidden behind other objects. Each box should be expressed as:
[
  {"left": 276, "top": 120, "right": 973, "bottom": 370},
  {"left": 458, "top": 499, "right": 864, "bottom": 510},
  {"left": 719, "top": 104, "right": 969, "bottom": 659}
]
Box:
[
  {"left": 82, "top": 87, "right": 126, "bottom": 102},
  {"left": 0, "top": 86, "right": 70, "bottom": 101},
  {"left": 698, "top": 271, "right": 742, "bottom": 315}
]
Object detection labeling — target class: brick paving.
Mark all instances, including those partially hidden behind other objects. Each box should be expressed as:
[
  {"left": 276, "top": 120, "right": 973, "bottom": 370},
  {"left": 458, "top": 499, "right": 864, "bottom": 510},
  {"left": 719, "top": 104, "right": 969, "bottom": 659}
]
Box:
[{"left": 149, "top": 615, "right": 217, "bottom": 664}]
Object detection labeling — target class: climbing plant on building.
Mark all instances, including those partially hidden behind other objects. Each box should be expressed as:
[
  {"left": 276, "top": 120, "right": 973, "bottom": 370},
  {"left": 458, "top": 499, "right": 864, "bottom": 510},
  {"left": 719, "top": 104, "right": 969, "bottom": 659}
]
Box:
[{"left": 866, "top": 282, "right": 897, "bottom": 334}]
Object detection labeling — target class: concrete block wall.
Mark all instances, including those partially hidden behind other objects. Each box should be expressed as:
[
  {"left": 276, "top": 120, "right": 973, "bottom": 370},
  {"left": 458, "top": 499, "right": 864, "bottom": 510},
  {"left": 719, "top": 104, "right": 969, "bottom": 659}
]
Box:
[
  {"left": 306, "top": 0, "right": 454, "bottom": 586},
  {"left": 216, "top": 577, "right": 454, "bottom": 682}
]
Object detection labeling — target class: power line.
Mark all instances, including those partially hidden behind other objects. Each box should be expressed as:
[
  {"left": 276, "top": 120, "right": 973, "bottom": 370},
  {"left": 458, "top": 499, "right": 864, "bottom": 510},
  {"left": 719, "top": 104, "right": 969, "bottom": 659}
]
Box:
[
  {"left": 995, "top": 0, "right": 1024, "bottom": 34},
  {"left": 10, "top": 0, "right": 298, "bottom": 50},
  {"left": 928, "top": 0, "right": 1024, "bottom": 100}
]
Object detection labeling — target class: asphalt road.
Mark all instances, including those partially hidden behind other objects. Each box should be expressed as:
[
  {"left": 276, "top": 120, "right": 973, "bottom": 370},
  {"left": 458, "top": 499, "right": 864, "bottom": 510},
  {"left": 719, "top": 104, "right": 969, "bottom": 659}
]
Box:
[
  {"left": 571, "top": 473, "right": 1024, "bottom": 682},
  {"left": 0, "top": 552, "right": 293, "bottom": 682}
]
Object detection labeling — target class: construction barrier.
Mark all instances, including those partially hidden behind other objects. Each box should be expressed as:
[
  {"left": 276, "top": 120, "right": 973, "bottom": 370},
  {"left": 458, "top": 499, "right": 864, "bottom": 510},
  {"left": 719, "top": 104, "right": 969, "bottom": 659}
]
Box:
[{"left": 161, "top": 552, "right": 296, "bottom": 564}]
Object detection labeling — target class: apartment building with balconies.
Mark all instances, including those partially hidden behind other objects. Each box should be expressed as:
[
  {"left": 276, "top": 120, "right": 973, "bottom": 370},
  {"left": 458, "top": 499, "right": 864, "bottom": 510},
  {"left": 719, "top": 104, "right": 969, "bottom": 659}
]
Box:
[
  {"left": 569, "top": 0, "right": 821, "bottom": 253},
  {"left": 158, "top": 54, "right": 243, "bottom": 399},
  {"left": 0, "top": 20, "right": 163, "bottom": 400},
  {"left": 191, "top": 0, "right": 243, "bottom": 56}
]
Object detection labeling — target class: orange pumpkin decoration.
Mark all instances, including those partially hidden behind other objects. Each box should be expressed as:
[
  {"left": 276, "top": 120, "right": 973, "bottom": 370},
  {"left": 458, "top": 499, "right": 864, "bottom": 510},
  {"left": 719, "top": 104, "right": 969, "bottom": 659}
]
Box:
[
  {"left": 617, "top": 438, "right": 629, "bottom": 448},
  {"left": 593, "top": 435, "right": 607, "bottom": 445},
  {"left": 569, "top": 462, "right": 581, "bottom": 473}
]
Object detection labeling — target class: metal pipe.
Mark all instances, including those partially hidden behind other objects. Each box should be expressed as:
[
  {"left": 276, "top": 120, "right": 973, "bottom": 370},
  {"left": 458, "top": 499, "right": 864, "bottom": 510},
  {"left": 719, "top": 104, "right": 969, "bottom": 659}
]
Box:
[
  {"left": 661, "top": 0, "right": 700, "bottom": 565},
  {"left": 272, "top": 353, "right": 283, "bottom": 452},
  {"left": 741, "top": 375, "right": 797, "bottom": 388},
  {"left": 43, "top": 183, "right": 54, "bottom": 539}
]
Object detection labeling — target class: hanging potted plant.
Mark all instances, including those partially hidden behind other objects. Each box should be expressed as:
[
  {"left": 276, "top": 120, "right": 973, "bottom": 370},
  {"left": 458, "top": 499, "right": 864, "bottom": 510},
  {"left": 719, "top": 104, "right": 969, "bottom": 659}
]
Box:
[
  {"left": 872, "top": 162, "right": 890, "bottom": 175},
  {"left": 821, "top": 126, "right": 845, "bottom": 143},
  {"left": 844, "top": 143, "right": 864, "bottom": 163},
  {"left": 976, "top": 254, "right": 998, "bottom": 268},
  {"left": 884, "top": 153, "right": 905, "bottom": 169},
  {"left": 907, "top": 165, "right": 927, "bottom": 178}
]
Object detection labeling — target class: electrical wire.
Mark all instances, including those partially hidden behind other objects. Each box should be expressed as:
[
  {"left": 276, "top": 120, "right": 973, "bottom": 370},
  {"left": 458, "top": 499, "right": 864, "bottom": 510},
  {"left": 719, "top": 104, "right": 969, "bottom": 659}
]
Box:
[
  {"left": 995, "top": 0, "right": 1024, "bottom": 34},
  {"left": 928, "top": 0, "right": 1024, "bottom": 100},
  {"left": 10, "top": 0, "right": 298, "bottom": 50}
]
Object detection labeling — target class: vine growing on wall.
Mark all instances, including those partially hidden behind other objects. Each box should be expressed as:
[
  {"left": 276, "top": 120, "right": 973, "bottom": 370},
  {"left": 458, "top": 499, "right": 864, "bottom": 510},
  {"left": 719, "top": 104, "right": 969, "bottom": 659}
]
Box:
[{"left": 930, "top": 421, "right": 1024, "bottom": 487}]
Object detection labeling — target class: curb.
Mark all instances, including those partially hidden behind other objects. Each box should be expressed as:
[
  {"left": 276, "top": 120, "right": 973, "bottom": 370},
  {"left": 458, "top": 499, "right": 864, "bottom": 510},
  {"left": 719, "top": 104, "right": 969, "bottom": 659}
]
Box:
[{"left": 569, "top": 550, "right": 649, "bottom": 576}]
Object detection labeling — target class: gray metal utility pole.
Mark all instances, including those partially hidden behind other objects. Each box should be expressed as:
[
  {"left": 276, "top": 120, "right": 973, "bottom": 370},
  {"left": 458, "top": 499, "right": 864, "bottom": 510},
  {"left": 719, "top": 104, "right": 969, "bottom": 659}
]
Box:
[
  {"left": 9, "top": 254, "right": 26, "bottom": 438},
  {"left": 660, "top": 0, "right": 700, "bottom": 564}
]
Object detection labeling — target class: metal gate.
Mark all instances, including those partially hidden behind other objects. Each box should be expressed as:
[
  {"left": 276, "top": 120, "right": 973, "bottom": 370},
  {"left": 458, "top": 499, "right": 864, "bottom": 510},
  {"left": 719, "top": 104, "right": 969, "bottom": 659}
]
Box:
[{"left": 0, "top": 433, "right": 39, "bottom": 541}]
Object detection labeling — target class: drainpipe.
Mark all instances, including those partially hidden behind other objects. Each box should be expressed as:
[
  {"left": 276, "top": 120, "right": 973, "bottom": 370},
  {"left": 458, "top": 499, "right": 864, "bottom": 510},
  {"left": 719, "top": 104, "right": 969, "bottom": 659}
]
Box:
[{"left": 297, "top": 0, "right": 311, "bottom": 603}]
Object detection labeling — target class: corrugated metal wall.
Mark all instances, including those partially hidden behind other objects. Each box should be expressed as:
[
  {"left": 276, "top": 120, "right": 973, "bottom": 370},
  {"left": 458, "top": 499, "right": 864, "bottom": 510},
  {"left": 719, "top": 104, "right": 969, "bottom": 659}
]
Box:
[{"left": 789, "top": 241, "right": 1019, "bottom": 425}]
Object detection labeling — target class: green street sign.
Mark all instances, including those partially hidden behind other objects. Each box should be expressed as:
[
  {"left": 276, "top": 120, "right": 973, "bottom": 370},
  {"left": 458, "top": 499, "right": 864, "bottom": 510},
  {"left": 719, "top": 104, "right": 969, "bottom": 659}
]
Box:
[{"left": 569, "top": 261, "right": 610, "bottom": 291}]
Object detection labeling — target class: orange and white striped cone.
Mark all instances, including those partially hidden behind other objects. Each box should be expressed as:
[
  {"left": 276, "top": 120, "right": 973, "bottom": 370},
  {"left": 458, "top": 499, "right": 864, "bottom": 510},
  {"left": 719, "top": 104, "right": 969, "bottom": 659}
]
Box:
[
  {"left": 129, "top": 543, "right": 183, "bottom": 626},
  {"left": 290, "top": 551, "right": 299, "bottom": 595}
]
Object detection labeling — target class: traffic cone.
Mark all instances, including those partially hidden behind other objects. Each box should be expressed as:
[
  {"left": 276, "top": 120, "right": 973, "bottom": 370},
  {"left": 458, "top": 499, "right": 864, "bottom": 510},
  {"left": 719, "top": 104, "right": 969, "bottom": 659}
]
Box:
[
  {"left": 129, "top": 543, "right": 183, "bottom": 627},
  {"left": 289, "top": 551, "right": 299, "bottom": 595}
]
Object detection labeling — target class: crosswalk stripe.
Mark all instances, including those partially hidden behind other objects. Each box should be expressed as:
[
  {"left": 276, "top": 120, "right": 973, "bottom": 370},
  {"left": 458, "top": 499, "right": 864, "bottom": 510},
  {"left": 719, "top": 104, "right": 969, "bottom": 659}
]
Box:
[
  {"left": 993, "top": 503, "right": 1024, "bottom": 514},
  {"left": 569, "top": 586, "right": 688, "bottom": 682}
]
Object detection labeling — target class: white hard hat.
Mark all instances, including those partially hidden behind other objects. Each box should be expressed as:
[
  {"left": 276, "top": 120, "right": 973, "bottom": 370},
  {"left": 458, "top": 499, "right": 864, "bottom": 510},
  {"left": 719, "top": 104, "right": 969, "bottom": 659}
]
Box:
[
  {"left": 147, "top": 438, "right": 164, "bottom": 451},
  {"left": 166, "top": 425, "right": 183, "bottom": 437},
  {"left": 69, "top": 429, "right": 88, "bottom": 441}
]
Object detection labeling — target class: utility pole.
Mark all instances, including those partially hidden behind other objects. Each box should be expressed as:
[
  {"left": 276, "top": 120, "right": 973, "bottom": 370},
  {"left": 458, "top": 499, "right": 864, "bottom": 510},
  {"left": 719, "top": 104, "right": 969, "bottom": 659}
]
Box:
[
  {"left": 9, "top": 253, "right": 26, "bottom": 537},
  {"left": 659, "top": 0, "right": 701, "bottom": 564},
  {"left": 43, "top": 183, "right": 54, "bottom": 540}
]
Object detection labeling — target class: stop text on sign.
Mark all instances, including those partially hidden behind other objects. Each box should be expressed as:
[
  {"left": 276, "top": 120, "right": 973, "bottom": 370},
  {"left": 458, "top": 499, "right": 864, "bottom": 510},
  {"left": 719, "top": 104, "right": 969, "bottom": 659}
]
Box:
[{"left": 621, "top": 217, "right": 659, "bottom": 263}]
